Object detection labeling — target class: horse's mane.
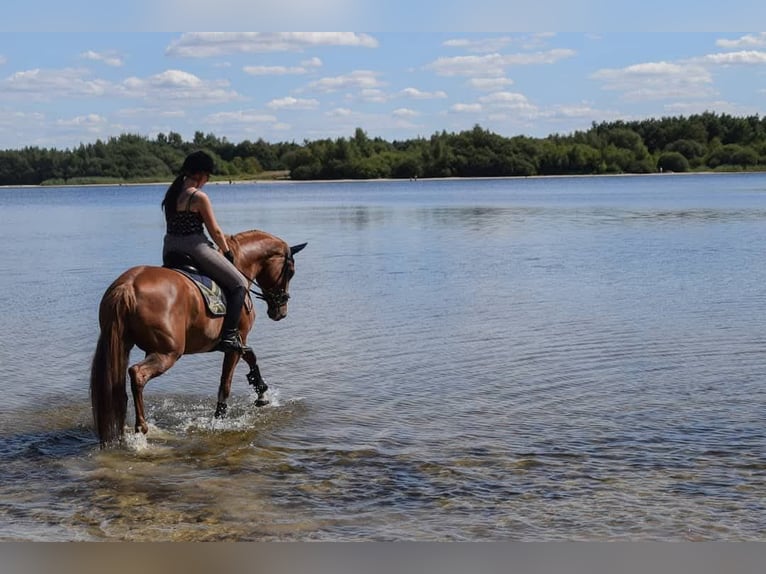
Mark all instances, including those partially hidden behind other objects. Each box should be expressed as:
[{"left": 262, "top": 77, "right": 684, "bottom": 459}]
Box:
[
  {"left": 233, "top": 228, "right": 270, "bottom": 241},
  {"left": 231, "top": 229, "right": 286, "bottom": 259}
]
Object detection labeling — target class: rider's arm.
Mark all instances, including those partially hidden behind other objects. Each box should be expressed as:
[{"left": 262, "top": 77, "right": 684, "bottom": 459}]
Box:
[{"left": 194, "top": 191, "right": 230, "bottom": 254}]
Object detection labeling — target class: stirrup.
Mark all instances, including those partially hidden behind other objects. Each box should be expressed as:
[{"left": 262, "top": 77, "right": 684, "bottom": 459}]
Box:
[{"left": 215, "top": 332, "right": 244, "bottom": 353}]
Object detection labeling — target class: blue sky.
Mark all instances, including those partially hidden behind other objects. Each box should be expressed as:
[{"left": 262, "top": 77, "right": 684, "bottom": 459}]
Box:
[{"left": 1, "top": 31, "right": 766, "bottom": 150}]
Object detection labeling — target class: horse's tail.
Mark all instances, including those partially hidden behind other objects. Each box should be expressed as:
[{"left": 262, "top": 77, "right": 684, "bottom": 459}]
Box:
[{"left": 90, "top": 282, "right": 134, "bottom": 445}]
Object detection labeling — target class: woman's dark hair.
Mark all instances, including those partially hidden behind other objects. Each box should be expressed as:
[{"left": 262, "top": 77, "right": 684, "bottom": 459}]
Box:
[
  {"left": 181, "top": 150, "right": 215, "bottom": 175},
  {"left": 161, "top": 150, "right": 216, "bottom": 220}
]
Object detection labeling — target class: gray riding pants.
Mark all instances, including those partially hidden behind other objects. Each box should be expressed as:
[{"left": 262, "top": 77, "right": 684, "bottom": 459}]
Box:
[{"left": 163, "top": 233, "right": 249, "bottom": 292}]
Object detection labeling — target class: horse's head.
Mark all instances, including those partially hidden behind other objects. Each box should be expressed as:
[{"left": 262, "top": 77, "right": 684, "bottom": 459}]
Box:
[
  {"left": 258, "top": 241, "right": 307, "bottom": 321},
  {"left": 233, "top": 231, "right": 307, "bottom": 321}
]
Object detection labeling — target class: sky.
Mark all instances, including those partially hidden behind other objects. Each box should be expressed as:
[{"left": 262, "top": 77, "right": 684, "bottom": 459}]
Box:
[{"left": 1, "top": 29, "right": 766, "bottom": 150}]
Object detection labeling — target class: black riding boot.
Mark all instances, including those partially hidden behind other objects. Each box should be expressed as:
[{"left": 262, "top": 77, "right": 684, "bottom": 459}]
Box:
[{"left": 216, "top": 285, "right": 246, "bottom": 353}]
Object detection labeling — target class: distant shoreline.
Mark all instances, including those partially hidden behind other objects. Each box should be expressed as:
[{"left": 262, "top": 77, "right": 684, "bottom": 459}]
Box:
[{"left": 1, "top": 169, "right": 763, "bottom": 190}]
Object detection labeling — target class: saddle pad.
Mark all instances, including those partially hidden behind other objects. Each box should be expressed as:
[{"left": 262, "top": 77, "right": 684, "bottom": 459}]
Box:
[{"left": 172, "top": 269, "right": 227, "bottom": 316}]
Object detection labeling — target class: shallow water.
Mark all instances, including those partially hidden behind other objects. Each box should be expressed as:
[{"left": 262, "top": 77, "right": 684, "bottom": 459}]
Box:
[{"left": 1, "top": 174, "right": 765, "bottom": 540}]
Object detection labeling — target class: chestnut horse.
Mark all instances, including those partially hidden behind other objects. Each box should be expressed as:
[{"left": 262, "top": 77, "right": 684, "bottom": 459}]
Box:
[{"left": 89, "top": 229, "right": 307, "bottom": 445}]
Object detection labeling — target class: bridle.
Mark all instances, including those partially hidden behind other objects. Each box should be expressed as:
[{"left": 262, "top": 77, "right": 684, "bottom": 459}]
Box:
[{"left": 244, "top": 251, "right": 293, "bottom": 309}]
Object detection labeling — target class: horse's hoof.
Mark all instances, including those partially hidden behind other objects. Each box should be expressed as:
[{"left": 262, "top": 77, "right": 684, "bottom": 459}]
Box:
[
  {"left": 255, "top": 398, "right": 270, "bottom": 407},
  {"left": 214, "top": 402, "right": 228, "bottom": 418}
]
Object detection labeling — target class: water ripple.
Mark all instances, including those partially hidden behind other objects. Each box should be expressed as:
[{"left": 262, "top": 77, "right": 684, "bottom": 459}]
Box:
[{"left": 3, "top": 177, "right": 766, "bottom": 540}]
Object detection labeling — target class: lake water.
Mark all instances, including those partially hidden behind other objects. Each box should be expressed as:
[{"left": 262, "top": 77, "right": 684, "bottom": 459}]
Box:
[{"left": 0, "top": 174, "right": 764, "bottom": 541}]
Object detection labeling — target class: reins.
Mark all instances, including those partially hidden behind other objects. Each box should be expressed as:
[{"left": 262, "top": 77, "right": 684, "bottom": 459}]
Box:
[{"left": 240, "top": 251, "right": 292, "bottom": 308}]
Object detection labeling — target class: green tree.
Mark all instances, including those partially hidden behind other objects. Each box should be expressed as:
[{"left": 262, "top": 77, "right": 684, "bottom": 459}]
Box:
[
  {"left": 658, "top": 152, "right": 690, "bottom": 173},
  {"left": 706, "top": 144, "right": 759, "bottom": 169},
  {"left": 666, "top": 139, "right": 706, "bottom": 162}
]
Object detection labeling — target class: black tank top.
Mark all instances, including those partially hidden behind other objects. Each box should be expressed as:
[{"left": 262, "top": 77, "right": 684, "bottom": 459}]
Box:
[{"left": 167, "top": 190, "right": 204, "bottom": 236}]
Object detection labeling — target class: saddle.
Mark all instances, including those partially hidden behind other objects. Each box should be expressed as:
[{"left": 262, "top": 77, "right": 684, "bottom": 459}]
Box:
[{"left": 163, "top": 252, "right": 227, "bottom": 316}]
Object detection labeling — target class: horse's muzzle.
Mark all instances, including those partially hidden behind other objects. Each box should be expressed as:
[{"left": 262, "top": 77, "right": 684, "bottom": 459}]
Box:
[{"left": 268, "top": 305, "right": 287, "bottom": 321}]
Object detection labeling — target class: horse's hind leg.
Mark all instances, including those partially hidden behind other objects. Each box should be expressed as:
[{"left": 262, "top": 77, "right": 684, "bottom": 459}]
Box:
[{"left": 128, "top": 352, "right": 179, "bottom": 434}]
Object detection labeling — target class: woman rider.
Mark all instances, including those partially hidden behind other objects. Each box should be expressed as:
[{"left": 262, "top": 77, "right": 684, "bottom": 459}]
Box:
[{"left": 161, "top": 150, "right": 249, "bottom": 353}]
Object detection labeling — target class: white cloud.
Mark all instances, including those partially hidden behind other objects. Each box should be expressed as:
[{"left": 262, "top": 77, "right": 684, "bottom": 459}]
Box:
[
  {"left": 167, "top": 32, "right": 378, "bottom": 58},
  {"left": 450, "top": 103, "right": 483, "bottom": 113},
  {"left": 0, "top": 55, "right": 6, "bottom": 66},
  {"left": 244, "top": 65, "right": 310, "bottom": 76},
  {"left": 120, "top": 70, "right": 241, "bottom": 103},
  {"left": 591, "top": 61, "right": 714, "bottom": 101},
  {"left": 310, "top": 106, "right": 424, "bottom": 139},
  {"left": 358, "top": 89, "right": 388, "bottom": 103},
  {"left": 204, "top": 110, "right": 278, "bottom": 124},
  {"left": 267, "top": 96, "right": 320, "bottom": 110},
  {"left": 326, "top": 107, "right": 354, "bottom": 118},
  {"left": 55, "top": 113, "right": 108, "bottom": 127},
  {"left": 478, "top": 91, "right": 535, "bottom": 111},
  {"left": 244, "top": 57, "right": 322, "bottom": 76},
  {"left": 427, "top": 49, "right": 575, "bottom": 77},
  {"left": 399, "top": 87, "right": 448, "bottom": 99},
  {"left": 0, "top": 66, "right": 241, "bottom": 106},
  {"left": 116, "top": 107, "right": 186, "bottom": 119},
  {"left": 663, "top": 100, "right": 759, "bottom": 117},
  {"left": 502, "top": 49, "right": 576, "bottom": 65},
  {"left": 0, "top": 109, "right": 44, "bottom": 126},
  {"left": 393, "top": 108, "right": 419, "bottom": 118},
  {"left": 428, "top": 54, "right": 508, "bottom": 77},
  {"left": 80, "top": 50, "right": 124, "bottom": 67},
  {"left": 0, "top": 67, "right": 112, "bottom": 99},
  {"left": 699, "top": 50, "right": 766, "bottom": 65},
  {"left": 520, "top": 33, "right": 557, "bottom": 50},
  {"left": 591, "top": 48, "right": 766, "bottom": 104},
  {"left": 548, "top": 104, "right": 601, "bottom": 119},
  {"left": 535, "top": 102, "right": 620, "bottom": 122},
  {"left": 592, "top": 61, "right": 692, "bottom": 86},
  {"left": 48, "top": 113, "right": 120, "bottom": 143},
  {"left": 468, "top": 77, "right": 513, "bottom": 90},
  {"left": 443, "top": 34, "right": 556, "bottom": 53},
  {"left": 716, "top": 33, "right": 766, "bottom": 49},
  {"left": 145, "top": 69, "right": 201, "bottom": 88},
  {"left": 444, "top": 36, "right": 514, "bottom": 53},
  {"left": 307, "top": 70, "right": 384, "bottom": 93}
]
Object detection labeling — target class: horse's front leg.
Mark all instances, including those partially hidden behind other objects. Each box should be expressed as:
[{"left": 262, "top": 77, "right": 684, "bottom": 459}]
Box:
[
  {"left": 215, "top": 351, "right": 241, "bottom": 418},
  {"left": 242, "top": 347, "right": 270, "bottom": 407}
]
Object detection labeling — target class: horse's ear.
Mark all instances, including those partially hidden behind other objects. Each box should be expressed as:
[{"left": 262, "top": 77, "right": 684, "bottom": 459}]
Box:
[{"left": 290, "top": 242, "right": 308, "bottom": 256}]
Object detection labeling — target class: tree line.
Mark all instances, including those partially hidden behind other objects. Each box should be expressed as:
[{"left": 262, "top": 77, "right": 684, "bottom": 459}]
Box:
[{"left": 2, "top": 111, "right": 766, "bottom": 186}]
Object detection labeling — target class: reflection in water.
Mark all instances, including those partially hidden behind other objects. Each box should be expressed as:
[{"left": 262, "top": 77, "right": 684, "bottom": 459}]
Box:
[{"left": 1, "top": 176, "right": 766, "bottom": 540}]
